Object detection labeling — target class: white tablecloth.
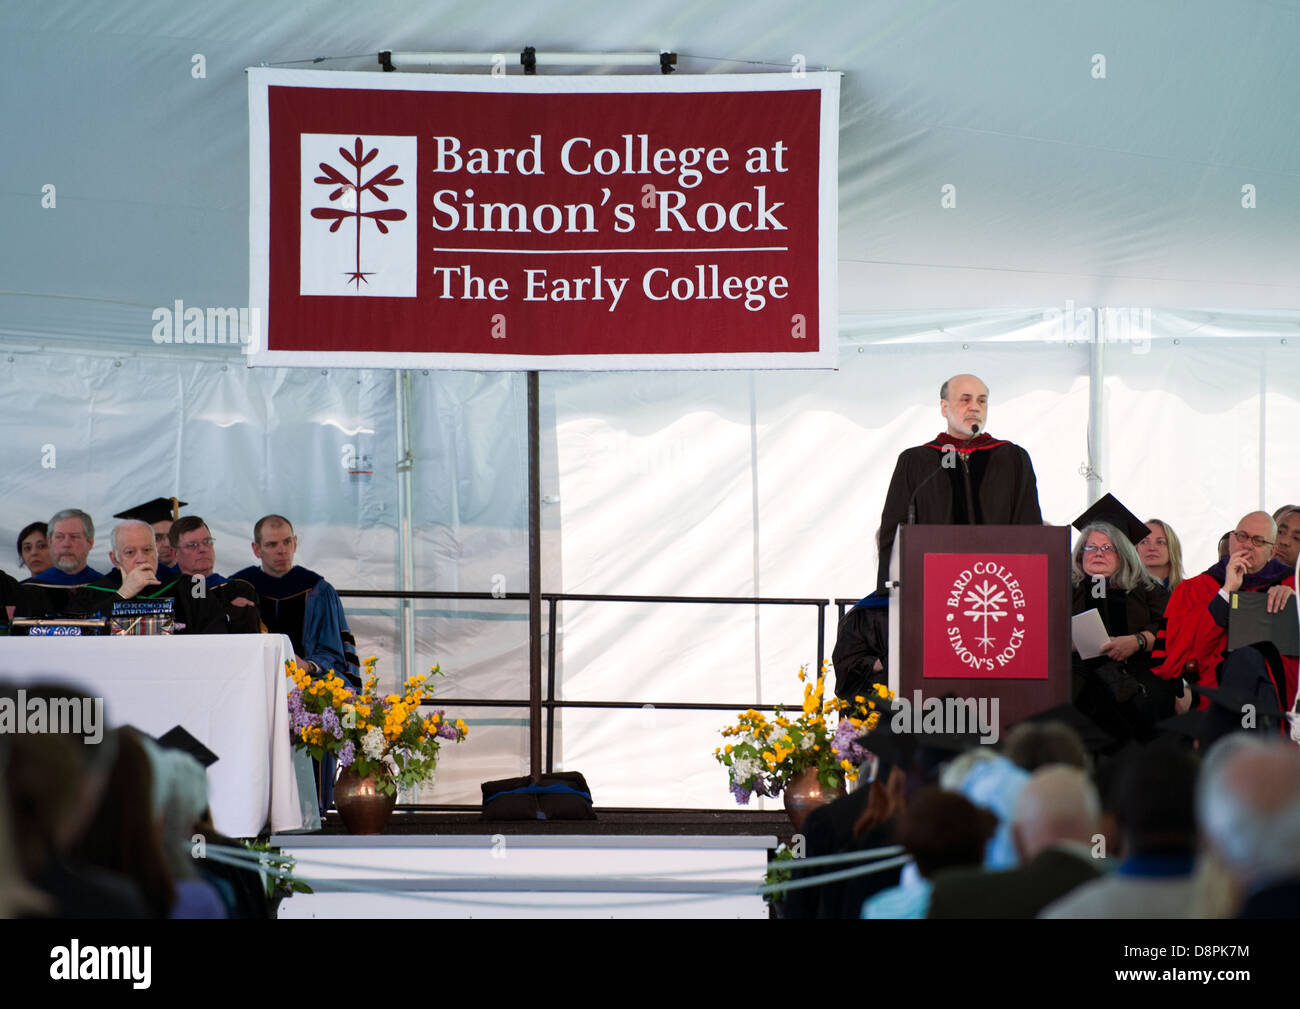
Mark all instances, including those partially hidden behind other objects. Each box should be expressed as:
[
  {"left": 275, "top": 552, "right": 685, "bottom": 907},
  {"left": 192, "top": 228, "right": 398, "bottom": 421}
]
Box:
[{"left": 0, "top": 633, "right": 303, "bottom": 836}]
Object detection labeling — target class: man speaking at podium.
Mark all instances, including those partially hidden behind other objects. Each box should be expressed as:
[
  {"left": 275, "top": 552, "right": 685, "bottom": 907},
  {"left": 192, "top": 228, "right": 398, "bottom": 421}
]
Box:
[{"left": 876, "top": 374, "right": 1043, "bottom": 592}]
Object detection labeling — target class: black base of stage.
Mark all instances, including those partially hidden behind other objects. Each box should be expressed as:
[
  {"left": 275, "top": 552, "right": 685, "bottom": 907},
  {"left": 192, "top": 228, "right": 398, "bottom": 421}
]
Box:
[{"left": 313, "top": 807, "right": 795, "bottom": 845}]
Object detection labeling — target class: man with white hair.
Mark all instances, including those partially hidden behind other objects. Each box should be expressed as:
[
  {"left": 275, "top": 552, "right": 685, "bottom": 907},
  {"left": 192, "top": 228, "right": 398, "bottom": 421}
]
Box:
[
  {"left": 22, "top": 508, "right": 106, "bottom": 612},
  {"left": 64, "top": 520, "right": 228, "bottom": 633},
  {"left": 876, "top": 374, "right": 1042, "bottom": 592},
  {"left": 926, "top": 765, "right": 1102, "bottom": 917},
  {"left": 1199, "top": 736, "right": 1300, "bottom": 917}
]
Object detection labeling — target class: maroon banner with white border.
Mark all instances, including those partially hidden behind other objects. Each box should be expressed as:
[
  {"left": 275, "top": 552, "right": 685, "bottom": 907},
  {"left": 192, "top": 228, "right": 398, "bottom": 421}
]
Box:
[{"left": 247, "top": 69, "right": 838, "bottom": 370}]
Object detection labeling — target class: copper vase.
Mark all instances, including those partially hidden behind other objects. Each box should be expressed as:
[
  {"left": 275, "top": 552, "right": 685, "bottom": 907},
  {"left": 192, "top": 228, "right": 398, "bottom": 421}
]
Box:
[
  {"left": 333, "top": 765, "right": 397, "bottom": 834},
  {"left": 782, "top": 767, "right": 845, "bottom": 832}
]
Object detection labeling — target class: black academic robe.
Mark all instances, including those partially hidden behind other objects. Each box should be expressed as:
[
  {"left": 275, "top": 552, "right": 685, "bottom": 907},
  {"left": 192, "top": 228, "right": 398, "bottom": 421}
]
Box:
[
  {"left": 876, "top": 433, "right": 1042, "bottom": 591},
  {"left": 21, "top": 565, "right": 106, "bottom": 617},
  {"left": 831, "top": 594, "right": 889, "bottom": 701},
  {"left": 64, "top": 571, "right": 229, "bottom": 634},
  {"left": 0, "top": 569, "right": 54, "bottom": 624}
]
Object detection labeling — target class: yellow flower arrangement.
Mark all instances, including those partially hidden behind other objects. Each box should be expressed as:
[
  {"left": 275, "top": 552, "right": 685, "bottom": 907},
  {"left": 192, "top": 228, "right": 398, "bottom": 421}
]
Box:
[
  {"left": 286, "top": 658, "right": 469, "bottom": 797},
  {"left": 715, "top": 663, "right": 893, "bottom": 804}
]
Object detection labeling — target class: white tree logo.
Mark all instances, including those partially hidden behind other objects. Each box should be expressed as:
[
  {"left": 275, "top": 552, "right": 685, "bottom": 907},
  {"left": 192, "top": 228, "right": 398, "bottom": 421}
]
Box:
[{"left": 962, "top": 580, "right": 1009, "bottom": 652}]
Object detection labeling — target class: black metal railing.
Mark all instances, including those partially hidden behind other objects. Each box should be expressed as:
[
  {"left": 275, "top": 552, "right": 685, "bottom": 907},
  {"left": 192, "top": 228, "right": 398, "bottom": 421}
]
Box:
[{"left": 335, "top": 589, "right": 839, "bottom": 804}]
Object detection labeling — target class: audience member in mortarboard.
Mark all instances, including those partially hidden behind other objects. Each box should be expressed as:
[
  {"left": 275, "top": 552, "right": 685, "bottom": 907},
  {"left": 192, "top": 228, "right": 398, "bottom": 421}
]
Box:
[
  {"left": 141, "top": 743, "right": 227, "bottom": 919},
  {"left": 862, "top": 788, "right": 998, "bottom": 918},
  {"left": 233, "top": 514, "right": 361, "bottom": 689},
  {"left": 168, "top": 516, "right": 262, "bottom": 633},
  {"left": 1151, "top": 510, "right": 1297, "bottom": 714},
  {"left": 63, "top": 520, "right": 228, "bottom": 633},
  {"left": 16, "top": 521, "right": 52, "bottom": 578},
  {"left": 831, "top": 589, "right": 888, "bottom": 702},
  {"left": 1137, "top": 518, "right": 1185, "bottom": 591},
  {"left": 1069, "top": 498, "right": 1179, "bottom": 746},
  {"left": 23, "top": 509, "right": 104, "bottom": 599},
  {"left": 1198, "top": 736, "right": 1300, "bottom": 918},
  {"left": 927, "top": 765, "right": 1103, "bottom": 918},
  {"left": 1272, "top": 507, "right": 1300, "bottom": 567},
  {"left": 875, "top": 374, "right": 1042, "bottom": 593},
  {"left": 1040, "top": 746, "right": 1199, "bottom": 917},
  {"left": 114, "top": 497, "right": 187, "bottom": 577}
]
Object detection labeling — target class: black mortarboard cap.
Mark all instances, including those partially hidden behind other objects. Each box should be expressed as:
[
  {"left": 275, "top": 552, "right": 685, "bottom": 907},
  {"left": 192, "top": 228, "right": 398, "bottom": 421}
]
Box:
[
  {"left": 155, "top": 724, "right": 218, "bottom": 768},
  {"left": 1010, "top": 702, "right": 1115, "bottom": 756},
  {"left": 1072, "top": 493, "right": 1151, "bottom": 549},
  {"left": 114, "top": 497, "right": 187, "bottom": 524}
]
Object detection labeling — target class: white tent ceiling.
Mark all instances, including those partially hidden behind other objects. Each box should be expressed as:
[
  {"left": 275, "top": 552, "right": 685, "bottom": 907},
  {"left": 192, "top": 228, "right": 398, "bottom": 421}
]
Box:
[{"left": 3, "top": 0, "right": 1299, "bottom": 354}]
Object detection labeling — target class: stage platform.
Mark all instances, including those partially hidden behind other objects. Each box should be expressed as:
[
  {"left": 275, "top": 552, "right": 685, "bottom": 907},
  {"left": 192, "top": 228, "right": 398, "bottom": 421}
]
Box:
[{"left": 272, "top": 809, "right": 789, "bottom": 918}]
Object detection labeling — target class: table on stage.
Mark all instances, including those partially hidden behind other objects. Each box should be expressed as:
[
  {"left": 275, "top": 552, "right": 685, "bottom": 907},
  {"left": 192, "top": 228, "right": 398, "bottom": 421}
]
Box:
[{"left": 0, "top": 633, "right": 308, "bottom": 837}]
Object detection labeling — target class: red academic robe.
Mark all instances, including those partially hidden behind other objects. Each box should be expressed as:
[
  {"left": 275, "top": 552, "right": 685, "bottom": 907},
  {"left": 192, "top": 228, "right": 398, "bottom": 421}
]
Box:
[{"left": 1152, "top": 572, "right": 1298, "bottom": 709}]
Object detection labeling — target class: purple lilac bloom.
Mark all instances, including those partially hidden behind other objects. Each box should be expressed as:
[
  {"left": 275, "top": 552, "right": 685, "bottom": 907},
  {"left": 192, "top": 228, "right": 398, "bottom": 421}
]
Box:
[
  {"left": 436, "top": 722, "right": 459, "bottom": 740},
  {"left": 322, "top": 707, "right": 340, "bottom": 737},
  {"left": 730, "top": 782, "right": 752, "bottom": 805},
  {"left": 338, "top": 740, "right": 355, "bottom": 768}
]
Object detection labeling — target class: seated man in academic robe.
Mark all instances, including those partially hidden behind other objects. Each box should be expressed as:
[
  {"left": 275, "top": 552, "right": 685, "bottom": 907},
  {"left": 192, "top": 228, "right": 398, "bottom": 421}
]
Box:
[
  {"left": 168, "top": 515, "right": 262, "bottom": 633},
  {"left": 64, "top": 520, "right": 229, "bottom": 633},
  {"left": 23, "top": 508, "right": 107, "bottom": 611},
  {"left": 1151, "top": 510, "right": 1297, "bottom": 712},
  {"left": 0, "top": 568, "right": 54, "bottom": 626},
  {"left": 233, "top": 514, "right": 360, "bottom": 689}
]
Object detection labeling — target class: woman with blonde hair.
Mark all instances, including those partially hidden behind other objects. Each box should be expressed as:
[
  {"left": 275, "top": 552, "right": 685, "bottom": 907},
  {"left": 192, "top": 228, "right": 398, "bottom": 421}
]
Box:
[{"left": 1138, "top": 519, "right": 1185, "bottom": 590}]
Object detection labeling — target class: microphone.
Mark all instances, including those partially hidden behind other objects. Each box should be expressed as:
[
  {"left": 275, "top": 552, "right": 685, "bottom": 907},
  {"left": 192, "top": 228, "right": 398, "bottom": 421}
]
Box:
[{"left": 906, "top": 421, "right": 980, "bottom": 524}]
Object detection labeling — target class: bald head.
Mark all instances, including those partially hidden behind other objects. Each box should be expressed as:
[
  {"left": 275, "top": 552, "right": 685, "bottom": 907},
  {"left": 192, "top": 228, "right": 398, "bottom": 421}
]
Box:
[
  {"left": 940, "top": 374, "right": 989, "bottom": 438},
  {"left": 1199, "top": 738, "right": 1300, "bottom": 888},
  {"left": 1229, "top": 511, "right": 1278, "bottom": 575},
  {"left": 1010, "top": 765, "right": 1100, "bottom": 862}
]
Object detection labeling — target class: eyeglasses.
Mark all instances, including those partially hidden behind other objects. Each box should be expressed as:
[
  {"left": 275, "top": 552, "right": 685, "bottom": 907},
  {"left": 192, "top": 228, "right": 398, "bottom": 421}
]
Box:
[
  {"left": 1082, "top": 545, "right": 1115, "bottom": 554},
  {"left": 178, "top": 537, "right": 215, "bottom": 552},
  {"left": 1232, "top": 530, "right": 1274, "bottom": 549}
]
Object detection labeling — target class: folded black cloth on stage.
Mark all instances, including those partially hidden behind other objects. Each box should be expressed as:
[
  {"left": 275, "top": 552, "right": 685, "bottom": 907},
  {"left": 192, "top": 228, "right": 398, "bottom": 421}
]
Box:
[{"left": 481, "top": 772, "right": 596, "bottom": 821}]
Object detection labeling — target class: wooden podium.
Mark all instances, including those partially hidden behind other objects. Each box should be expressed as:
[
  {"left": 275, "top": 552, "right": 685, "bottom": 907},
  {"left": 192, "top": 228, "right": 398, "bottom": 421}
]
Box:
[{"left": 887, "top": 524, "right": 1070, "bottom": 729}]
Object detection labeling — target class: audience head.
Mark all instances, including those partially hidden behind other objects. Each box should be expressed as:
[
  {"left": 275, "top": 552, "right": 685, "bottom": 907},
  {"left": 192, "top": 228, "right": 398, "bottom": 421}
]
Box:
[
  {"left": 47, "top": 509, "right": 95, "bottom": 575},
  {"left": 897, "top": 787, "right": 997, "bottom": 879},
  {"left": 1272, "top": 508, "right": 1300, "bottom": 567},
  {"left": 1114, "top": 745, "right": 1199, "bottom": 857},
  {"left": 1227, "top": 511, "right": 1278, "bottom": 575},
  {"left": 2, "top": 683, "right": 117, "bottom": 876},
  {"left": 153, "top": 519, "right": 177, "bottom": 566},
  {"left": 1071, "top": 521, "right": 1151, "bottom": 590},
  {"left": 109, "top": 520, "right": 158, "bottom": 576},
  {"left": 252, "top": 514, "right": 298, "bottom": 577},
  {"left": 70, "top": 727, "right": 175, "bottom": 917},
  {"left": 1138, "top": 518, "right": 1184, "bottom": 589},
  {"left": 1010, "top": 765, "right": 1100, "bottom": 863},
  {"left": 1218, "top": 531, "right": 1232, "bottom": 560},
  {"left": 939, "top": 374, "right": 988, "bottom": 439},
  {"left": 146, "top": 745, "right": 212, "bottom": 880},
  {"left": 1198, "top": 737, "right": 1300, "bottom": 891},
  {"left": 169, "top": 516, "right": 215, "bottom": 578},
  {"left": 16, "top": 521, "right": 51, "bottom": 575},
  {"left": 1004, "top": 720, "right": 1090, "bottom": 773}
]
